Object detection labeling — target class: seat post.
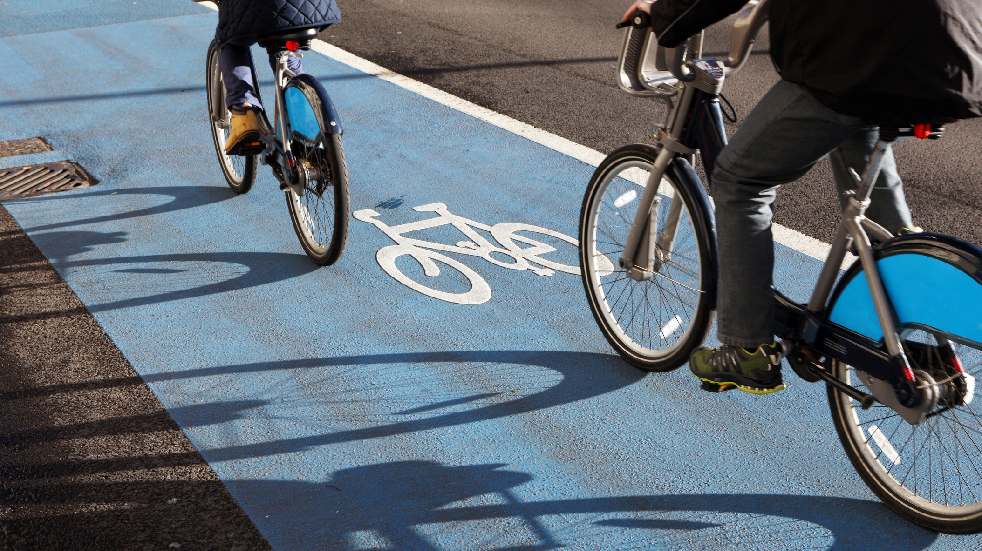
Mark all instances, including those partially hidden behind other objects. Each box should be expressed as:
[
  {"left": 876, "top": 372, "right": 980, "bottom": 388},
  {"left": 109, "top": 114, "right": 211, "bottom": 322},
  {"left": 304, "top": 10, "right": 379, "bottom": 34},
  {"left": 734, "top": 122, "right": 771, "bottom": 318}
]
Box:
[{"left": 854, "top": 138, "right": 891, "bottom": 205}]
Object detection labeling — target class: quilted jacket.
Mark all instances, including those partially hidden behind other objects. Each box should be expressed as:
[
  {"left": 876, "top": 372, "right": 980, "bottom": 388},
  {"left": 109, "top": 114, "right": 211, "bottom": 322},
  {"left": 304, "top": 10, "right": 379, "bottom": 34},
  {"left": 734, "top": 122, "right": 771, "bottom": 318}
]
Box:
[
  {"left": 216, "top": 0, "right": 341, "bottom": 45},
  {"left": 649, "top": 0, "right": 982, "bottom": 124}
]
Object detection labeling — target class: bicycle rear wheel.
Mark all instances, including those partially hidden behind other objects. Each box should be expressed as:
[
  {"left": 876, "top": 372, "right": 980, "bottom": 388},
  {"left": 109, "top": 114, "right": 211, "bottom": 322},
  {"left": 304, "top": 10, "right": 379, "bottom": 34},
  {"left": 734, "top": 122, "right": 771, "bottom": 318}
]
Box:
[
  {"left": 282, "top": 74, "right": 349, "bottom": 265},
  {"left": 829, "top": 333, "right": 982, "bottom": 533},
  {"left": 579, "top": 144, "right": 715, "bottom": 371},
  {"left": 206, "top": 40, "right": 257, "bottom": 194}
]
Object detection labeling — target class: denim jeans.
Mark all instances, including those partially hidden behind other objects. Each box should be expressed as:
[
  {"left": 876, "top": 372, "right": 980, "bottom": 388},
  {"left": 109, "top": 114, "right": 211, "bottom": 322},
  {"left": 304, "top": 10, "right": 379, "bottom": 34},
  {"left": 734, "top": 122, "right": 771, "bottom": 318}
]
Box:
[
  {"left": 711, "top": 80, "right": 913, "bottom": 347},
  {"left": 218, "top": 40, "right": 304, "bottom": 111}
]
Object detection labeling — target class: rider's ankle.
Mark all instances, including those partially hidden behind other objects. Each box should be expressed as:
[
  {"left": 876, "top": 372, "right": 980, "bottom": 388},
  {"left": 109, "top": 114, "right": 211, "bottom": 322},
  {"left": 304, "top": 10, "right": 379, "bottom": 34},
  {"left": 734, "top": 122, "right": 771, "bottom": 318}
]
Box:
[{"left": 230, "top": 102, "right": 254, "bottom": 114}]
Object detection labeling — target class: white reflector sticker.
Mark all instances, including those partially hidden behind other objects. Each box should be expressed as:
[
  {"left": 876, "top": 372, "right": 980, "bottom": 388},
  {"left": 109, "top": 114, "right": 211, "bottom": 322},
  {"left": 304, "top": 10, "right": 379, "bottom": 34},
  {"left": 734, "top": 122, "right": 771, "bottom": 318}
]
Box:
[
  {"left": 613, "top": 189, "right": 637, "bottom": 208},
  {"left": 962, "top": 373, "right": 976, "bottom": 405},
  {"left": 659, "top": 315, "right": 682, "bottom": 339},
  {"left": 869, "top": 424, "right": 901, "bottom": 466}
]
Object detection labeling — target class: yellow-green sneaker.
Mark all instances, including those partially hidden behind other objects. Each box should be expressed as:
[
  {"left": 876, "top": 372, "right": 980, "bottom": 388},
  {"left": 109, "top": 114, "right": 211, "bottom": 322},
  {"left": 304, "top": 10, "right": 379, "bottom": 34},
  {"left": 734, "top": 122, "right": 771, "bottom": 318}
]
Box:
[{"left": 689, "top": 343, "right": 786, "bottom": 395}]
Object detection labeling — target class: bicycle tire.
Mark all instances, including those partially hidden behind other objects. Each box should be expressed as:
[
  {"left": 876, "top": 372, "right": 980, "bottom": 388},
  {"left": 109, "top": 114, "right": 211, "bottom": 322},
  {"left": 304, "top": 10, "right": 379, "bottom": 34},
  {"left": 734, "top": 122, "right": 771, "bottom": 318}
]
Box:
[
  {"left": 828, "top": 346, "right": 982, "bottom": 533},
  {"left": 282, "top": 74, "right": 349, "bottom": 265},
  {"left": 579, "top": 144, "right": 716, "bottom": 372},
  {"left": 206, "top": 39, "right": 257, "bottom": 194}
]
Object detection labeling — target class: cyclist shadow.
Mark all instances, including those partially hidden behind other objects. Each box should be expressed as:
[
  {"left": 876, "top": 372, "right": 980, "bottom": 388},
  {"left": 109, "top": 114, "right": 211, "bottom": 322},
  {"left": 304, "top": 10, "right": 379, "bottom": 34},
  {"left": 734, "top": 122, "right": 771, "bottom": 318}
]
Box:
[
  {"left": 240, "top": 460, "right": 940, "bottom": 550},
  {"left": 2, "top": 461, "right": 943, "bottom": 550},
  {"left": 1, "top": 185, "right": 235, "bottom": 235},
  {"left": 0, "top": 227, "right": 318, "bottom": 322}
]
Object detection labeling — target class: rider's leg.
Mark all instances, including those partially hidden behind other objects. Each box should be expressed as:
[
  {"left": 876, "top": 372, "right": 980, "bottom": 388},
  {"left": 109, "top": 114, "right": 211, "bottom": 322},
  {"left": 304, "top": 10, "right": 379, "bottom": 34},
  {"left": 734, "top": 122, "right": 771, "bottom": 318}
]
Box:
[
  {"left": 218, "top": 41, "right": 264, "bottom": 111},
  {"left": 691, "top": 80, "right": 873, "bottom": 393},
  {"left": 218, "top": 40, "right": 263, "bottom": 154},
  {"left": 268, "top": 52, "right": 305, "bottom": 76},
  {"left": 829, "top": 130, "right": 914, "bottom": 234}
]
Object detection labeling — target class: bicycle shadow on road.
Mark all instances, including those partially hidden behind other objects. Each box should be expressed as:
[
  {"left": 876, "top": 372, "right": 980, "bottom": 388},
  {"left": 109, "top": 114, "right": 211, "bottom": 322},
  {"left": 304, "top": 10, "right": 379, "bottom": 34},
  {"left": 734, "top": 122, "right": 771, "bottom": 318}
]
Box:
[
  {"left": 0, "top": 227, "right": 318, "bottom": 323},
  {"left": 1, "top": 185, "right": 236, "bottom": 235},
  {"left": 1, "top": 460, "right": 942, "bottom": 550},
  {"left": 1, "top": 350, "right": 642, "bottom": 471}
]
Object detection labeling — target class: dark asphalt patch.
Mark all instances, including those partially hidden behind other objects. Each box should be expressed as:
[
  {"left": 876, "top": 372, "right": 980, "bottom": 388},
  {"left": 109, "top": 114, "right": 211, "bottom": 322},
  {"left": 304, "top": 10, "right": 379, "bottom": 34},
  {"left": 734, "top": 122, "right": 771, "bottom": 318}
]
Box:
[
  {"left": 0, "top": 206, "right": 270, "bottom": 550},
  {"left": 0, "top": 138, "right": 51, "bottom": 158}
]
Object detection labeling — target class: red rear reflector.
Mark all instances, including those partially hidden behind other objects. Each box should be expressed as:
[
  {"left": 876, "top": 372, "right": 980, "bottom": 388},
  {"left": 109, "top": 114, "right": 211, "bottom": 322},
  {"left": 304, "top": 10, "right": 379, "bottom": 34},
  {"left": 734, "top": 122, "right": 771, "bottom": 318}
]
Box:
[
  {"left": 913, "top": 123, "right": 932, "bottom": 139},
  {"left": 903, "top": 365, "right": 916, "bottom": 382},
  {"left": 950, "top": 353, "right": 965, "bottom": 374},
  {"left": 285, "top": 40, "right": 300, "bottom": 52}
]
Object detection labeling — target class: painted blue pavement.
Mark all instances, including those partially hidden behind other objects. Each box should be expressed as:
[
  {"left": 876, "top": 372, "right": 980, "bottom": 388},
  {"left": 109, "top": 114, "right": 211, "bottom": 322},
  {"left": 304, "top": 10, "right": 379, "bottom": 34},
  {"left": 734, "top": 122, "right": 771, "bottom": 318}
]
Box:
[{"left": 0, "top": 3, "right": 978, "bottom": 549}]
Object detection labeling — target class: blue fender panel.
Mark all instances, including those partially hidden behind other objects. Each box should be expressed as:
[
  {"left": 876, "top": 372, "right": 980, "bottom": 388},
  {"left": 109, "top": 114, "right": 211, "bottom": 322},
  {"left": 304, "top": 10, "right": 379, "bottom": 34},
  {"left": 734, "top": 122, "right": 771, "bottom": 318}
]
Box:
[
  {"left": 284, "top": 73, "right": 343, "bottom": 139},
  {"left": 829, "top": 252, "right": 982, "bottom": 344}
]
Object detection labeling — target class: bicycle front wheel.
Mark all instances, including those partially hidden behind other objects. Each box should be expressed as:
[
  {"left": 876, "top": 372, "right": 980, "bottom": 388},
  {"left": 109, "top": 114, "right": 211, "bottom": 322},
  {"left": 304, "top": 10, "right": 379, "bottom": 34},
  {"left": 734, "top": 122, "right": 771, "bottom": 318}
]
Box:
[
  {"left": 283, "top": 74, "right": 349, "bottom": 265},
  {"left": 829, "top": 333, "right": 982, "bottom": 533},
  {"left": 206, "top": 40, "right": 257, "bottom": 193},
  {"left": 579, "top": 144, "right": 715, "bottom": 371}
]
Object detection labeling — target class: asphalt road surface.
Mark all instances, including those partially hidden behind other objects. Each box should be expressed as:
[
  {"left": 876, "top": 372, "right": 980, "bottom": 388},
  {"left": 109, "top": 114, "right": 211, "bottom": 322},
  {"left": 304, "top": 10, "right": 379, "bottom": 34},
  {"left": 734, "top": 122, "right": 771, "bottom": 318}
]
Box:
[
  {"left": 1, "top": 1, "right": 980, "bottom": 549},
  {"left": 324, "top": 0, "right": 982, "bottom": 244}
]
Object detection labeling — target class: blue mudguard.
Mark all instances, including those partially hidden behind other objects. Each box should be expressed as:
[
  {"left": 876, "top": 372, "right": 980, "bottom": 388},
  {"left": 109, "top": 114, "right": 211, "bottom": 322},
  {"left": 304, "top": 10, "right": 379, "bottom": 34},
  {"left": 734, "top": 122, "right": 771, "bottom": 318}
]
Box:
[
  {"left": 284, "top": 73, "right": 343, "bottom": 140},
  {"left": 827, "top": 233, "right": 982, "bottom": 346}
]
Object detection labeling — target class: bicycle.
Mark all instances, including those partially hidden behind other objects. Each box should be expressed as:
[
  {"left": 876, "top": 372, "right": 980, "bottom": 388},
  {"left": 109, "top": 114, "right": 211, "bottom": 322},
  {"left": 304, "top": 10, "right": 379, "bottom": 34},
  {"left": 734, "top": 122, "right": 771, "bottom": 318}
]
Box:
[
  {"left": 206, "top": 22, "right": 349, "bottom": 265},
  {"left": 579, "top": 0, "right": 982, "bottom": 533}
]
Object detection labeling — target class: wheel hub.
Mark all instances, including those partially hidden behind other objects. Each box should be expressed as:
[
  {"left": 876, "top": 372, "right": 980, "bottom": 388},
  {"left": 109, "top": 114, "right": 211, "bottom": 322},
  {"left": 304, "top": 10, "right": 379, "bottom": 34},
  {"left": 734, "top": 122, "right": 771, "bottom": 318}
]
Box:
[{"left": 858, "top": 369, "right": 940, "bottom": 426}]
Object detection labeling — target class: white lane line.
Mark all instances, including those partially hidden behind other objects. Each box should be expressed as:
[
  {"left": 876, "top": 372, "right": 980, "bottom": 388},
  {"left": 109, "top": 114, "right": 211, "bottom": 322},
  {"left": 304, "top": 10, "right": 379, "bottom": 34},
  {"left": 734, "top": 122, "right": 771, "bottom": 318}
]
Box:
[{"left": 200, "top": 1, "right": 839, "bottom": 264}]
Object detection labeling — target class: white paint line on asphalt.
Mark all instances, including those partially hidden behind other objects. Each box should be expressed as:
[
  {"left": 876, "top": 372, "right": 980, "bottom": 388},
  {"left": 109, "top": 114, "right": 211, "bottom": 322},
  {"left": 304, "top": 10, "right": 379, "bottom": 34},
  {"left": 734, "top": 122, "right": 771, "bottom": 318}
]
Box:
[{"left": 200, "top": 1, "right": 840, "bottom": 265}]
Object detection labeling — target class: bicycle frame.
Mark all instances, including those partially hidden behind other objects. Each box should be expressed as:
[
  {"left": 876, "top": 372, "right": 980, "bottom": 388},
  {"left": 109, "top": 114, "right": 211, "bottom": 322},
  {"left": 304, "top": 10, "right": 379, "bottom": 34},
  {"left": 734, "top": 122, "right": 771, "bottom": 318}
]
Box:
[
  {"left": 615, "top": 17, "right": 931, "bottom": 409},
  {"left": 251, "top": 49, "right": 303, "bottom": 191}
]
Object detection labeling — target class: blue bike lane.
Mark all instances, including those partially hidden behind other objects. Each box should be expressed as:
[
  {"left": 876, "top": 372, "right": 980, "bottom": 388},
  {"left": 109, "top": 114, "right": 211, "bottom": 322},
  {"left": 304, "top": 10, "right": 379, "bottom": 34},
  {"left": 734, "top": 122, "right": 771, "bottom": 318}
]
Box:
[{"left": 1, "top": 2, "right": 977, "bottom": 549}]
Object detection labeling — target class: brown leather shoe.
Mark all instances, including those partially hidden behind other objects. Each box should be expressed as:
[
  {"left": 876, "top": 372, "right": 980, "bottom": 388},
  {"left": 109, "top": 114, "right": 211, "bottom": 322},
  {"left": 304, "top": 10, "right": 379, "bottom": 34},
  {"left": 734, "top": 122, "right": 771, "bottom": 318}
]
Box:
[{"left": 224, "top": 108, "right": 263, "bottom": 156}]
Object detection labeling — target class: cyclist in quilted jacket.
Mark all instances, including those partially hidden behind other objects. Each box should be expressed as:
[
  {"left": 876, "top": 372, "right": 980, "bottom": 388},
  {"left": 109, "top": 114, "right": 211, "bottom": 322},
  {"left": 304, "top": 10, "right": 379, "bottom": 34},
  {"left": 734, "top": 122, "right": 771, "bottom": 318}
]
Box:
[{"left": 216, "top": 0, "right": 341, "bottom": 155}]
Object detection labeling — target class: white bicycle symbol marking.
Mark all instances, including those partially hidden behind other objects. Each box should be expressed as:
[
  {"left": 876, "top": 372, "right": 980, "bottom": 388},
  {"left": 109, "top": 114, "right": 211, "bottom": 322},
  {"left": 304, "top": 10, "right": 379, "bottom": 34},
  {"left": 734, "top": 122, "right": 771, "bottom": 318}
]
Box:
[{"left": 354, "top": 202, "right": 613, "bottom": 305}]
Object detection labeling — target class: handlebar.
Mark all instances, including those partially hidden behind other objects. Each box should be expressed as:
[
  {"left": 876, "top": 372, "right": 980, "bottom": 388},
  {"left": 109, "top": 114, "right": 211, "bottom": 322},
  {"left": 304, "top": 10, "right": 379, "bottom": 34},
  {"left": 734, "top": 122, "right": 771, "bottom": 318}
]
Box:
[{"left": 616, "top": 0, "right": 769, "bottom": 92}]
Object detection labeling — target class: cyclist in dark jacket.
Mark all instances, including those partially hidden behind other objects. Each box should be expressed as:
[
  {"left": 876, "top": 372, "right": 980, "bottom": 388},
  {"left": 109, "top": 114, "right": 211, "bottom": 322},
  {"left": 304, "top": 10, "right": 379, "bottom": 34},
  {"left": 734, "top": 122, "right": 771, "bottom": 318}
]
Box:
[
  {"left": 217, "top": 0, "right": 341, "bottom": 155},
  {"left": 622, "top": 0, "right": 982, "bottom": 394}
]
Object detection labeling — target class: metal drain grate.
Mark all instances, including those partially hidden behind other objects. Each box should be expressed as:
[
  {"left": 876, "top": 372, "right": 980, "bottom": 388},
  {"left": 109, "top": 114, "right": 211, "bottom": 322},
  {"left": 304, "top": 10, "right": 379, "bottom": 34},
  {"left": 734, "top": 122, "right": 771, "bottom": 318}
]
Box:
[
  {"left": 0, "top": 137, "right": 53, "bottom": 158},
  {"left": 0, "top": 161, "right": 97, "bottom": 199}
]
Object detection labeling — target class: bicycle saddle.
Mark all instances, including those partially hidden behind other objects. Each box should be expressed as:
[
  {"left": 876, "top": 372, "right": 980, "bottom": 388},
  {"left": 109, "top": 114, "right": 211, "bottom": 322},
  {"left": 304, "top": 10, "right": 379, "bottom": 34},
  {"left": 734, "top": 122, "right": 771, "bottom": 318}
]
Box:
[{"left": 258, "top": 27, "right": 320, "bottom": 50}]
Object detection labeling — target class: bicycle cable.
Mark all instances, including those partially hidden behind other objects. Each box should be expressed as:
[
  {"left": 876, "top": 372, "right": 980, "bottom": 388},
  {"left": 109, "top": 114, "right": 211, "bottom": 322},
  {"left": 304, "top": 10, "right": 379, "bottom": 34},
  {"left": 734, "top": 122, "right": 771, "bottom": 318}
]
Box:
[{"left": 719, "top": 93, "right": 738, "bottom": 123}]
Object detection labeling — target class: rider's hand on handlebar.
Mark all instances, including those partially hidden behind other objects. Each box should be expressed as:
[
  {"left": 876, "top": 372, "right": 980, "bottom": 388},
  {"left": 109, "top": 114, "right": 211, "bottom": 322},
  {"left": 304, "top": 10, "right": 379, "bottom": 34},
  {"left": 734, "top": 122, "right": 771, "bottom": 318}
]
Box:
[{"left": 617, "top": 0, "right": 656, "bottom": 28}]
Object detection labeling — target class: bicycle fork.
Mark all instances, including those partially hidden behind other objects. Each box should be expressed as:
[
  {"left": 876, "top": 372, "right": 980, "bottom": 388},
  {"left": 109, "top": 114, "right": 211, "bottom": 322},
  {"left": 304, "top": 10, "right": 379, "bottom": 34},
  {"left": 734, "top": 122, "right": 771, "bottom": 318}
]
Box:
[
  {"left": 619, "top": 82, "right": 699, "bottom": 281},
  {"left": 618, "top": 147, "right": 686, "bottom": 281}
]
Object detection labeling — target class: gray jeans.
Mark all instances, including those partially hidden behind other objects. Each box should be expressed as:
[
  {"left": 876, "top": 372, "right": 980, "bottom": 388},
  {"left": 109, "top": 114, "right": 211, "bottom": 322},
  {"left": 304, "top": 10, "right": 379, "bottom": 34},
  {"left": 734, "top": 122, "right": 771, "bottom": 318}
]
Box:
[{"left": 711, "top": 80, "right": 913, "bottom": 347}]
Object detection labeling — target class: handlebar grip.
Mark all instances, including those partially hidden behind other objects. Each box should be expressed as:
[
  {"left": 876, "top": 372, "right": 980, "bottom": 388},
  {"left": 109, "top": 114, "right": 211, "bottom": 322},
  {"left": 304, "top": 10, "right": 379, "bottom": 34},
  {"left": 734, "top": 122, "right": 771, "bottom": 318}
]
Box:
[
  {"left": 620, "top": 23, "right": 649, "bottom": 90},
  {"left": 616, "top": 11, "right": 650, "bottom": 29}
]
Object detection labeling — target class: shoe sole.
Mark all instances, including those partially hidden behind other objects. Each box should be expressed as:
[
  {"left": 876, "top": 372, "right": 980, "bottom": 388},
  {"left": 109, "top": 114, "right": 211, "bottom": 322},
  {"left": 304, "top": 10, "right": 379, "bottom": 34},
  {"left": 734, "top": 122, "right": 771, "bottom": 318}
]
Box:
[
  {"left": 225, "top": 132, "right": 263, "bottom": 156},
  {"left": 697, "top": 376, "right": 786, "bottom": 395},
  {"left": 226, "top": 141, "right": 263, "bottom": 156}
]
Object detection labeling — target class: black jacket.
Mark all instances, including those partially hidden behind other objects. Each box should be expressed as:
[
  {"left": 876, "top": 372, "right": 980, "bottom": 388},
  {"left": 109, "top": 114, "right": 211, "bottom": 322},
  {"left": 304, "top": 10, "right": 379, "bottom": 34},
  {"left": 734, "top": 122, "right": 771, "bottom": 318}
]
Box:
[
  {"left": 216, "top": 0, "right": 341, "bottom": 45},
  {"left": 650, "top": 0, "right": 982, "bottom": 124}
]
